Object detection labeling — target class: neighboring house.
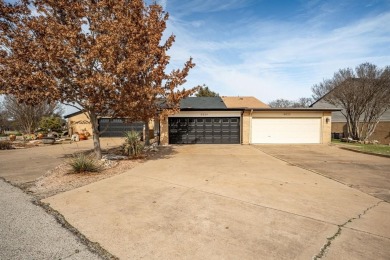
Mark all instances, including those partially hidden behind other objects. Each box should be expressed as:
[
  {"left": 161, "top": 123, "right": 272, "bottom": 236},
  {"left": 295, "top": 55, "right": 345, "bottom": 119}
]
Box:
[
  {"left": 311, "top": 97, "right": 390, "bottom": 144},
  {"left": 65, "top": 96, "right": 339, "bottom": 145},
  {"left": 64, "top": 112, "right": 148, "bottom": 138}
]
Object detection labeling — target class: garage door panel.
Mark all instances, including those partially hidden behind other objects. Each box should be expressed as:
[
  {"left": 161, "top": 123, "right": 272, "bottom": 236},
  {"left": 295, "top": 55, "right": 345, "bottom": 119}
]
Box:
[
  {"left": 98, "top": 119, "right": 144, "bottom": 137},
  {"left": 251, "top": 118, "right": 321, "bottom": 144},
  {"left": 169, "top": 117, "right": 240, "bottom": 144}
]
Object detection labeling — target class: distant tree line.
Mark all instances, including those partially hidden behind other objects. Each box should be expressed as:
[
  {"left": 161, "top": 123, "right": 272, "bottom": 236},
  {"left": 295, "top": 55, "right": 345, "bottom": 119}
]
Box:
[
  {"left": 268, "top": 97, "right": 313, "bottom": 108},
  {"left": 195, "top": 85, "right": 219, "bottom": 97},
  {"left": 0, "top": 95, "right": 63, "bottom": 134}
]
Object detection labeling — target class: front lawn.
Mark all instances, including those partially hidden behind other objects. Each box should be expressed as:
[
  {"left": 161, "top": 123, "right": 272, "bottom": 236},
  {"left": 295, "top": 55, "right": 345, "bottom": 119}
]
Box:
[{"left": 332, "top": 139, "right": 390, "bottom": 156}]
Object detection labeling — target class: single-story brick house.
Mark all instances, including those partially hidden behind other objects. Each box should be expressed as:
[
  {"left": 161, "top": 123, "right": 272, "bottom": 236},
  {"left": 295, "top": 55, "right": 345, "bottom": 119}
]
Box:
[
  {"left": 65, "top": 96, "right": 339, "bottom": 145},
  {"left": 311, "top": 97, "right": 390, "bottom": 144}
]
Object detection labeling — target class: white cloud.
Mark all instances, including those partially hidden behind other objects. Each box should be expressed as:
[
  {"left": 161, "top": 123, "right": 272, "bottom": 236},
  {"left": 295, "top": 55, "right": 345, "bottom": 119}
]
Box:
[{"left": 165, "top": 7, "right": 390, "bottom": 103}]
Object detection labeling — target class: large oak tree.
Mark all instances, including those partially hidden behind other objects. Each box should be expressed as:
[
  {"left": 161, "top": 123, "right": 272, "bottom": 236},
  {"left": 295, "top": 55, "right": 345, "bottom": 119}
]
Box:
[
  {"left": 312, "top": 63, "right": 390, "bottom": 141},
  {"left": 0, "top": 0, "right": 196, "bottom": 158}
]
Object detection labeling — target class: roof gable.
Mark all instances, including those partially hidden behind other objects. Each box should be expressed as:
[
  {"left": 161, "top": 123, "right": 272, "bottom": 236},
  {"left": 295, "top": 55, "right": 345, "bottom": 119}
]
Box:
[{"left": 222, "top": 96, "right": 269, "bottom": 108}]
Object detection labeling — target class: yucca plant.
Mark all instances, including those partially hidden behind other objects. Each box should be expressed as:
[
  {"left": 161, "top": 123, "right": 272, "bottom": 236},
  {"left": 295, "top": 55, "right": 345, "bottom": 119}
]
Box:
[
  {"left": 68, "top": 153, "right": 102, "bottom": 173},
  {"left": 123, "top": 130, "right": 143, "bottom": 157}
]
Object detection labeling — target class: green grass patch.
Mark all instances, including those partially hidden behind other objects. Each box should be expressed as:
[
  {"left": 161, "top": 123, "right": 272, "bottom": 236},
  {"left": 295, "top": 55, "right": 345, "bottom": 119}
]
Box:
[{"left": 332, "top": 139, "right": 390, "bottom": 156}]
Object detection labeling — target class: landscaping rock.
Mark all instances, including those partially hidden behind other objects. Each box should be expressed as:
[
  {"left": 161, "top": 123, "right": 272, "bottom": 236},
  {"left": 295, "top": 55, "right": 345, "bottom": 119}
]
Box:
[
  {"left": 100, "top": 158, "right": 118, "bottom": 169},
  {"left": 102, "top": 154, "right": 128, "bottom": 160},
  {"left": 28, "top": 140, "right": 42, "bottom": 145}
]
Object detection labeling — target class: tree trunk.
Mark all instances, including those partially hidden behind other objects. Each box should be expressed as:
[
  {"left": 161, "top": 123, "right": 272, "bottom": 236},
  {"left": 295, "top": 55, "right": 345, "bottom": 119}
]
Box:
[
  {"left": 349, "top": 115, "right": 360, "bottom": 140},
  {"left": 365, "top": 120, "right": 380, "bottom": 141},
  {"left": 144, "top": 120, "right": 150, "bottom": 146},
  {"left": 89, "top": 111, "right": 102, "bottom": 159}
]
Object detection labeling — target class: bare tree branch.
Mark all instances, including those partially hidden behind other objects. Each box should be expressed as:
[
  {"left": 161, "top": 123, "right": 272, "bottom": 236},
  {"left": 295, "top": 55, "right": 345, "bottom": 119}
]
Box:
[{"left": 312, "top": 63, "right": 390, "bottom": 140}]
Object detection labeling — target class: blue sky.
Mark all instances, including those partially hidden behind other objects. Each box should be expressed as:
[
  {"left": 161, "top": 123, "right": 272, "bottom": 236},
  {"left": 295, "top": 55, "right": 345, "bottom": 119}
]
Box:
[
  {"left": 157, "top": 0, "right": 390, "bottom": 102},
  {"left": 2, "top": 0, "right": 389, "bottom": 115}
]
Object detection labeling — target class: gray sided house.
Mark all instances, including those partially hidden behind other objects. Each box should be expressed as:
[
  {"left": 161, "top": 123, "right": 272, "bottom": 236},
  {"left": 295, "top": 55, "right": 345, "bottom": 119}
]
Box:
[{"left": 311, "top": 99, "right": 390, "bottom": 144}]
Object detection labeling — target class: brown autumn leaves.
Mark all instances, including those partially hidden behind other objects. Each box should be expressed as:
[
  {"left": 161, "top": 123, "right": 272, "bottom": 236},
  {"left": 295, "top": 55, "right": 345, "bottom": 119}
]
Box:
[{"left": 0, "top": 0, "right": 196, "bottom": 157}]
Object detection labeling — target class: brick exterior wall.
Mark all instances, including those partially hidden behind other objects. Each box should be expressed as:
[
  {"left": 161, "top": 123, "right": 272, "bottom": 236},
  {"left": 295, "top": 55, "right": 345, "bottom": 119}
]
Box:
[
  {"left": 242, "top": 111, "right": 251, "bottom": 144},
  {"left": 322, "top": 112, "right": 332, "bottom": 144},
  {"left": 160, "top": 116, "right": 169, "bottom": 145}
]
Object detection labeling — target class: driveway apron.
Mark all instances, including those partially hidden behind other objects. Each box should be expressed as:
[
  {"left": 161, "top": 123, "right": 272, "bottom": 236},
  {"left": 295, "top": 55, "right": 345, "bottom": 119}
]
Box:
[
  {"left": 0, "top": 138, "right": 123, "bottom": 184},
  {"left": 43, "top": 145, "right": 390, "bottom": 259}
]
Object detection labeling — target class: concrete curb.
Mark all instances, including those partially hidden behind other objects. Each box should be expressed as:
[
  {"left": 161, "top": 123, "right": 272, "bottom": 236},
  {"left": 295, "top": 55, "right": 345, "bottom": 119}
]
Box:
[{"left": 338, "top": 146, "right": 390, "bottom": 159}]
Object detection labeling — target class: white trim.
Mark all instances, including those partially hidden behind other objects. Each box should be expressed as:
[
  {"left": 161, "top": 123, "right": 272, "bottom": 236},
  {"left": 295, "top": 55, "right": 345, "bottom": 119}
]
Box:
[{"left": 169, "top": 111, "right": 241, "bottom": 118}]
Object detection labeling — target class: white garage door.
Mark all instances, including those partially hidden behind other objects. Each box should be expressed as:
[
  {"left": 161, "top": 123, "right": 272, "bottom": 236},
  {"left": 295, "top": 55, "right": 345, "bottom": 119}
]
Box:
[{"left": 251, "top": 118, "right": 321, "bottom": 144}]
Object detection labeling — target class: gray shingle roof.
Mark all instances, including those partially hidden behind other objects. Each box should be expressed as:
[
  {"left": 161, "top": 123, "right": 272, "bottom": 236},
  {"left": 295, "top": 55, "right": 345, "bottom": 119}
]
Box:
[{"left": 180, "top": 97, "right": 227, "bottom": 109}]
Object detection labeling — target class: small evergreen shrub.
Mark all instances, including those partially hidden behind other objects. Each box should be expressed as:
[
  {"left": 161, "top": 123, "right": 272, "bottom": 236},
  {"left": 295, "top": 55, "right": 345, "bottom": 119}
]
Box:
[
  {"left": 68, "top": 153, "right": 102, "bottom": 173},
  {"left": 0, "top": 140, "right": 13, "bottom": 150}
]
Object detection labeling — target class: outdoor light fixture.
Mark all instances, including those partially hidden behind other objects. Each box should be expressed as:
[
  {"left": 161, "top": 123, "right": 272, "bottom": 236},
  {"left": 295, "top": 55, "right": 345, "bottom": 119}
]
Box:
[{"left": 326, "top": 117, "right": 330, "bottom": 124}]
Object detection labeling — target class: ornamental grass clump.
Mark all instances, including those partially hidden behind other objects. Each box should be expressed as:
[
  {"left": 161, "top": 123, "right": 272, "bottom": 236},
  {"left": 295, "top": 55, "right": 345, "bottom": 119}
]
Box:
[
  {"left": 0, "top": 140, "right": 13, "bottom": 150},
  {"left": 68, "top": 153, "right": 102, "bottom": 173},
  {"left": 123, "top": 131, "right": 143, "bottom": 157}
]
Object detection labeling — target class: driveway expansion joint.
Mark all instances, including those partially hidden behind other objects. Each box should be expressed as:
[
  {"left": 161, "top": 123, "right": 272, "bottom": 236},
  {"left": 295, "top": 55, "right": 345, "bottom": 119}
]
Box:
[{"left": 312, "top": 201, "right": 384, "bottom": 260}]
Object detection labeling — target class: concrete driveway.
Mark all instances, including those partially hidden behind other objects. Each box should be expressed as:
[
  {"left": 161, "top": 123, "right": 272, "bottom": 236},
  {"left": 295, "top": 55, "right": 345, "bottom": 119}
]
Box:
[
  {"left": 255, "top": 144, "right": 390, "bottom": 202},
  {"left": 0, "top": 138, "right": 123, "bottom": 185},
  {"left": 44, "top": 145, "right": 390, "bottom": 259}
]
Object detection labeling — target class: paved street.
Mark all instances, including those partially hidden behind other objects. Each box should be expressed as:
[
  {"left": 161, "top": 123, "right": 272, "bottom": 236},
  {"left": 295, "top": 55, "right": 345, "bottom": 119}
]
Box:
[{"left": 0, "top": 179, "right": 101, "bottom": 260}]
